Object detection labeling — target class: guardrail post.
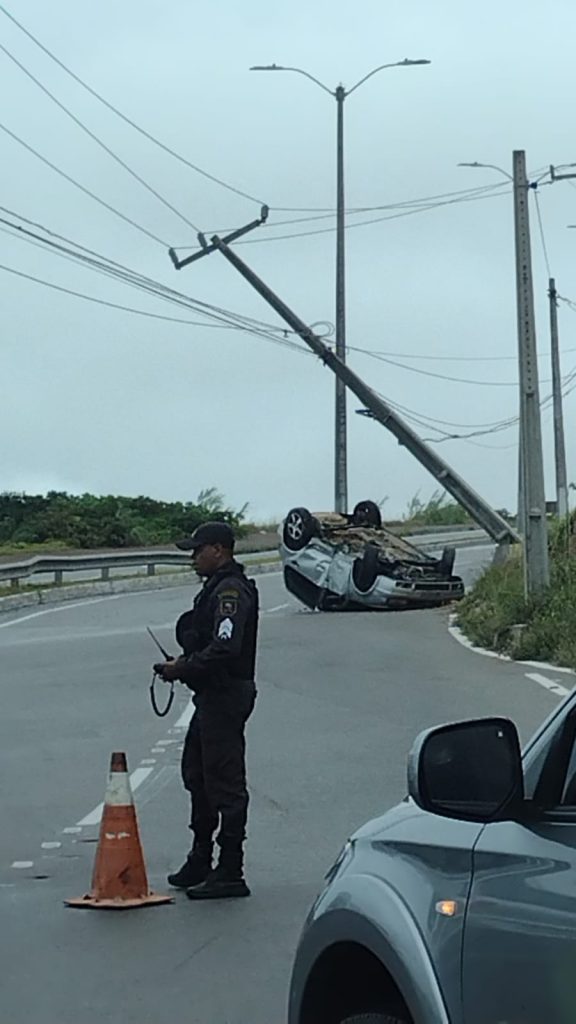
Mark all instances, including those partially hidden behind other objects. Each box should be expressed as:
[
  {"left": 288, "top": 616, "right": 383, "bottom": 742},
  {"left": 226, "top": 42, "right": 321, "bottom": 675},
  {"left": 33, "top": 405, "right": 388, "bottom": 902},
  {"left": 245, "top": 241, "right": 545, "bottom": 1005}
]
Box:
[
  {"left": 101, "top": 567, "right": 110, "bottom": 581},
  {"left": 147, "top": 563, "right": 156, "bottom": 576},
  {"left": 54, "top": 570, "right": 63, "bottom": 585}
]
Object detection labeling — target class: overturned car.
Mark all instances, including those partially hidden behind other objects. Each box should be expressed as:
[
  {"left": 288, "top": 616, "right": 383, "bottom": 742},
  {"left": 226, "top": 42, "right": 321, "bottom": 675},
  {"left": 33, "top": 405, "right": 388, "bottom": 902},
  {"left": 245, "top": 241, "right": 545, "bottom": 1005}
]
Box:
[{"left": 280, "top": 500, "right": 465, "bottom": 611}]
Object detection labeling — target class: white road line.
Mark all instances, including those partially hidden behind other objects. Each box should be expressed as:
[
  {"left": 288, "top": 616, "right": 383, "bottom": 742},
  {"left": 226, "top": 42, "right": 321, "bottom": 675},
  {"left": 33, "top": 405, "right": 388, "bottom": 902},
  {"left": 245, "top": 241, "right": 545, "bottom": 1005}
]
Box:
[
  {"left": 174, "top": 701, "right": 194, "bottom": 729},
  {"left": 12, "top": 861, "right": 34, "bottom": 869},
  {"left": 265, "top": 603, "right": 290, "bottom": 613},
  {"left": 0, "top": 571, "right": 284, "bottom": 632},
  {"left": 75, "top": 766, "right": 154, "bottom": 827},
  {"left": 525, "top": 672, "right": 570, "bottom": 698},
  {"left": 40, "top": 841, "right": 61, "bottom": 850}
]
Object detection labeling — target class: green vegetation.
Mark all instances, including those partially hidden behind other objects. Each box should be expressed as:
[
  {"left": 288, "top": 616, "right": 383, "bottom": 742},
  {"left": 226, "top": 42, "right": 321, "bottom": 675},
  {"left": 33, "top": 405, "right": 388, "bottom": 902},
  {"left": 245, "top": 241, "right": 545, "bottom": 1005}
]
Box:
[
  {"left": 0, "top": 488, "right": 246, "bottom": 551},
  {"left": 402, "top": 490, "right": 472, "bottom": 527},
  {"left": 457, "top": 514, "right": 576, "bottom": 668}
]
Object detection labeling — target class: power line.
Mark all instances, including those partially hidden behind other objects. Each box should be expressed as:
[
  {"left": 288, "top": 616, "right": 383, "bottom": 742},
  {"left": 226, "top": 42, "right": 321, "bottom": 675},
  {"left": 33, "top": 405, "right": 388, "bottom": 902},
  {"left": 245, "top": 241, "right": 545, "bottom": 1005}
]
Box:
[
  {"left": 0, "top": 40, "right": 201, "bottom": 234},
  {"left": 0, "top": 2, "right": 267, "bottom": 208},
  {"left": 0, "top": 259, "right": 309, "bottom": 356},
  {"left": 188, "top": 181, "right": 512, "bottom": 234},
  {"left": 350, "top": 345, "right": 520, "bottom": 386},
  {"left": 0, "top": 208, "right": 315, "bottom": 342},
  {"left": 0, "top": 120, "right": 169, "bottom": 246},
  {"left": 233, "top": 184, "right": 513, "bottom": 244}
]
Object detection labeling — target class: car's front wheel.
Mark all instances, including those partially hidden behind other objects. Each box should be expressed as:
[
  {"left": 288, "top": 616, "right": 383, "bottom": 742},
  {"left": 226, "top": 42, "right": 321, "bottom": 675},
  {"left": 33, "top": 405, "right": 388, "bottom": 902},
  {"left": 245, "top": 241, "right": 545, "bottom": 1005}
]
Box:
[{"left": 282, "top": 507, "right": 319, "bottom": 551}]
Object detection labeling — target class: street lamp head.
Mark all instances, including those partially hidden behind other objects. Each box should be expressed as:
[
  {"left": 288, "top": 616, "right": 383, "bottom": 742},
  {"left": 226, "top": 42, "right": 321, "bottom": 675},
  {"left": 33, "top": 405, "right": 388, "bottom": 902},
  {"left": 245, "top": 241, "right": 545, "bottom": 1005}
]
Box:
[
  {"left": 458, "top": 162, "right": 483, "bottom": 167},
  {"left": 399, "top": 58, "right": 431, "bottom": 65},
  {"left": 250, "top": 64, "right": 286, "bottom": 71}
]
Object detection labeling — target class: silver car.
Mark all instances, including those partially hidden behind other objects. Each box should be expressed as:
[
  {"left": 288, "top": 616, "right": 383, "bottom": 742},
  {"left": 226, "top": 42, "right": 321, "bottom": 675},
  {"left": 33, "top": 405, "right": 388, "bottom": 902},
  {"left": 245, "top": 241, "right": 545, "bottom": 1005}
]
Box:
[
  {"left": 280, "top": 502, "right": 464, "bottom": 611},
  {"left": 288, "top": 693, "right": 576, "bottom": 1023}
]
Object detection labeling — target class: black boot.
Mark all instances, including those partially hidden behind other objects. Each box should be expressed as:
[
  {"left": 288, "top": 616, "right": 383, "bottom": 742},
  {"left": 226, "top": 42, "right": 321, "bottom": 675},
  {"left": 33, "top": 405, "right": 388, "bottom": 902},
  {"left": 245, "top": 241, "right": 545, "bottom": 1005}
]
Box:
[
  {"left": 186, "top": 851, "right": 250, "bottom": 900},
  {"left": 167, "top": 844, "right": 213, "bottom": 889}
]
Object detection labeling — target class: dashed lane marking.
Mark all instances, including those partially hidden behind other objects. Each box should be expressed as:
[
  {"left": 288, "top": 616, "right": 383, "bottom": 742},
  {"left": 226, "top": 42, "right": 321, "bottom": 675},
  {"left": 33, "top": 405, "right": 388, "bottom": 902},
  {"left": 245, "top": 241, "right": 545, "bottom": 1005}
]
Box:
[{"left": 525, "top": 672, "right": 570, "bottom": 698}]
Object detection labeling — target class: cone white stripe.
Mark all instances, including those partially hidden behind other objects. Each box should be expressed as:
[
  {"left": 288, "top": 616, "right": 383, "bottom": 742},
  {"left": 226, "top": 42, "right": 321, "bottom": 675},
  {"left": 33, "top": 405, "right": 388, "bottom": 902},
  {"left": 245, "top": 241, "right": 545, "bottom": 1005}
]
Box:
[
  {"left": 75, "top": 767, "right": 153, "bottom": 827},
  {"left": 106, "top": 771, "right": 133, "bottom": 806}
]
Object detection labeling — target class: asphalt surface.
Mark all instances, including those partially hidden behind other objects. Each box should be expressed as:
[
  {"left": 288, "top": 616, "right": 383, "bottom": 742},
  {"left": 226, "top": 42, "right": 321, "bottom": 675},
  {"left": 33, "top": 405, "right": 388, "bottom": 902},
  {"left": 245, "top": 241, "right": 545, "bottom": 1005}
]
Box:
[{"left": 0, "top": 547, "right": 568, "bottom": 1024}]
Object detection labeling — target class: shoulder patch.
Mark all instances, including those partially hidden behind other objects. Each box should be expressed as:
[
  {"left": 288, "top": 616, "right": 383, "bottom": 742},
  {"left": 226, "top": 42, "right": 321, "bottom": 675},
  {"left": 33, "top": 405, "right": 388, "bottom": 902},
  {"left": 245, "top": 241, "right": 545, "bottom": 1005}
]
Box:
[{"left": 218, "top": 589, "right": 239, "bottom": 616}]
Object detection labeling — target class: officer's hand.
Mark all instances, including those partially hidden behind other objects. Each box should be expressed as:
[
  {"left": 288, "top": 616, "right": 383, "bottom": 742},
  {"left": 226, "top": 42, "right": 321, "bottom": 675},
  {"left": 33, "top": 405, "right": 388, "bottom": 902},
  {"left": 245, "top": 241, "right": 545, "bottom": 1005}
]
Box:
[{"left": 153, "top": 659, "right": 181, "bottom": 682}]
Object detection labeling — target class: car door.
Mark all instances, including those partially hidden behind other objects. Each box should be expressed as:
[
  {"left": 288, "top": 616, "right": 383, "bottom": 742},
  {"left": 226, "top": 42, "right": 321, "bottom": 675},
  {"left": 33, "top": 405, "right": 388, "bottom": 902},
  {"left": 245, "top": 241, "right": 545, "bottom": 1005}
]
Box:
[{"left": 462, "top": 700, "right": 576, "bottom": 1024}]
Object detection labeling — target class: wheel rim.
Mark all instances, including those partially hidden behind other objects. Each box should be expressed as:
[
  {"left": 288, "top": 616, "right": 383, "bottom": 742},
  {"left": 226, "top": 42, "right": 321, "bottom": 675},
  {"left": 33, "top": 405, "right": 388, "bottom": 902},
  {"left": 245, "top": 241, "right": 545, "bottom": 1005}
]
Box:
[{"left": 286, "top": 512, "right": 304, "bottom": 541}]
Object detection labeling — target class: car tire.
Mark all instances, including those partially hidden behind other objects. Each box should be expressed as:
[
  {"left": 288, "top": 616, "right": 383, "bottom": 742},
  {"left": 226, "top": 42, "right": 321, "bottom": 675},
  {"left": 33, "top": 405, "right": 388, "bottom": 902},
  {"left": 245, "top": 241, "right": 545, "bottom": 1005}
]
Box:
[
  {"left": 282, "top": 507, "right": 318, "bottom": 551},
  {"left": 340, "top": 1015, "right": 408, "bottom": 1024},
  {"left": 352, "top": 500, "right": 382, "bottom": 528},
  {"left": 438, "top": 545, "right": 456, "bottom": 577},
  {"left": 352, "top": 544, "right": 380, "bottom": 593}
]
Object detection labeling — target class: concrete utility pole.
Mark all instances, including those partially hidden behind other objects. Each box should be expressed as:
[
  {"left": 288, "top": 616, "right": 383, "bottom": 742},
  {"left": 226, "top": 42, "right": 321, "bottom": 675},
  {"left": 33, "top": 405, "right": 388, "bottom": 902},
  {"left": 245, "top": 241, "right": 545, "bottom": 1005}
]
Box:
[
  {"left": 250, "top": 59, "right": 430, "bottom": 515},
  {"left": 512, "top": 150, "right": 550, "bottom": 594},
  {"left": 548, "top": 278, "right": 569, "bottom": 517}
]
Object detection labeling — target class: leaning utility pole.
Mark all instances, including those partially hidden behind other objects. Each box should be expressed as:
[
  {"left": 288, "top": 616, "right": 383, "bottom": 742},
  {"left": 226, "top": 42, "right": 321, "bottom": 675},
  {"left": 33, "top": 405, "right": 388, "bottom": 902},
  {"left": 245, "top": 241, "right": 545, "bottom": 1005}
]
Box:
[
  {"left": 168, "top": 212, "right": 517, "bottom": 547},
  {"left": 513, "top": 150, "right": 550, "bottom": 594},
  {"left": 548, "top": 278, "right": 569, "bottom": 518}
]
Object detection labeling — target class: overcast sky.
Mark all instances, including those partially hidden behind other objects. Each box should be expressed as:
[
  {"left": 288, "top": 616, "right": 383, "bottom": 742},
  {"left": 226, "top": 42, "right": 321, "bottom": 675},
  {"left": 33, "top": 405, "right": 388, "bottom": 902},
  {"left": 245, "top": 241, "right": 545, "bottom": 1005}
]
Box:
[{"left": 2, "top": 0, "right": 576, "bottom": 522}]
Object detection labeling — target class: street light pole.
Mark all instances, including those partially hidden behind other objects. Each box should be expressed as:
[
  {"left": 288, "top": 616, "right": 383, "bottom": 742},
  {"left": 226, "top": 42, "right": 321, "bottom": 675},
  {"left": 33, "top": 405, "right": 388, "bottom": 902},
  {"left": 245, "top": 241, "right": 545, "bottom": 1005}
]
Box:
[
  {"left": 335, "top": 85, "right": 347, "bottom": 513},
  {"left": 251, "top": 59, "right": 430, "bottom": 513}
]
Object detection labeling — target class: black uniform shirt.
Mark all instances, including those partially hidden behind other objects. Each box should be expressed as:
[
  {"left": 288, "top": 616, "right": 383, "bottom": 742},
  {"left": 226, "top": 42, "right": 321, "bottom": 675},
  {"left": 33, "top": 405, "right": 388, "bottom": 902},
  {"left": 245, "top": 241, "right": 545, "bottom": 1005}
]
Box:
[{"left": 174, "top": 560, "right": 259, "bottom": 693}]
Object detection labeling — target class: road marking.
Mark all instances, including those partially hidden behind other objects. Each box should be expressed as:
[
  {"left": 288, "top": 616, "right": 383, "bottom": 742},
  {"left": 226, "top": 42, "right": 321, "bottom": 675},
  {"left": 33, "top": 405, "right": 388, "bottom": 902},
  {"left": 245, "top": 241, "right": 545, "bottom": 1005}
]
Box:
[
  {"left": 175, "top": 701, "right": 194, "bottom": 729},
  {"left": 265, "top": 603, "right": 291, "bottom": 613},
  {"left": 525, "top": 672, "right": 570, "bottom": 698},
  {"left": 0, "top": 570, "right": 284, "bottom": 631},
  {"left": 12, "top": 861, "right": 34, "bottom": 869},
  {"left": 41, "top": 841, "right": 62, "bottom": 850},
  {"left": 76, "top": 766, "right": 154, "bottom": 827},
  {"left": 140, "top": 758, "right": 156, "bottom": 765}
]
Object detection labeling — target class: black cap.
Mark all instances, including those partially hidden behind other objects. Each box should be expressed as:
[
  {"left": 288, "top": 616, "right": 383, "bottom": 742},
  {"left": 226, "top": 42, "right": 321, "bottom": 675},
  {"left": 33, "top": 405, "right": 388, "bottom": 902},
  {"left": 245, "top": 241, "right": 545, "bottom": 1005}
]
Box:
[{"left": 176, "top": 521, "right": 235, "bottom": 552}]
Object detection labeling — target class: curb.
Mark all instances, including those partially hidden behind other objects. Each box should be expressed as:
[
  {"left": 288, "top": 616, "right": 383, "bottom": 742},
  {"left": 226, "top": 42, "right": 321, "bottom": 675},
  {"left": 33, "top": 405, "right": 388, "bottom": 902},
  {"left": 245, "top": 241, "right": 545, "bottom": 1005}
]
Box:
[
  {"left": 448, "top": 613, "right": 576, "bottom": 677},
  {"left": 0, "top": 560, "right": 281, "bottom": 617}
]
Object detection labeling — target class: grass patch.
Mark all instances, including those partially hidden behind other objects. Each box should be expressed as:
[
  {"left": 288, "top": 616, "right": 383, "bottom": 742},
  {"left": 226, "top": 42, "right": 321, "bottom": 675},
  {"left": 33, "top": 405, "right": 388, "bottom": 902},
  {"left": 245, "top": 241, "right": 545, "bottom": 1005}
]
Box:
[{"left": 457, "top": 517, "right": 576, "bottom": 669}]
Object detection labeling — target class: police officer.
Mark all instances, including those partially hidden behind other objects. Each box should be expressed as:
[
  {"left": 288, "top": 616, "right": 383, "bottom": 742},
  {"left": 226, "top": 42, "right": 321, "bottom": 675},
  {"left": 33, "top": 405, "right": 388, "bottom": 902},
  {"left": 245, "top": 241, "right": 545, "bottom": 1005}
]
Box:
[{"left": 153, "top": 521, "right": 259, "bottom": 900}]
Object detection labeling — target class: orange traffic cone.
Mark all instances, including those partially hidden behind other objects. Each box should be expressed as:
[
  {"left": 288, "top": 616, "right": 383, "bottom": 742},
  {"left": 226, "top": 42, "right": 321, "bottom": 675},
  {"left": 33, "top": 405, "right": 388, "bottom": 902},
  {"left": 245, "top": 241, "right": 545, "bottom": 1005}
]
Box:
[{"left": 66, "top": 752, "right": 173, "bottom": 910}]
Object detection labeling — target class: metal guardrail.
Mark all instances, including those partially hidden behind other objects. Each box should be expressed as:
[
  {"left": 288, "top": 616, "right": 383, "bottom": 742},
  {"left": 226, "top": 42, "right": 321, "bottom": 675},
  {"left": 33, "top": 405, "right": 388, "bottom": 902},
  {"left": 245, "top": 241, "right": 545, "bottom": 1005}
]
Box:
[
  {"left": 0, "top": 528, "right": 490, "bottom": 591},
  {"left": 0, "top": 551, "right": 196, "bottom": 589}
]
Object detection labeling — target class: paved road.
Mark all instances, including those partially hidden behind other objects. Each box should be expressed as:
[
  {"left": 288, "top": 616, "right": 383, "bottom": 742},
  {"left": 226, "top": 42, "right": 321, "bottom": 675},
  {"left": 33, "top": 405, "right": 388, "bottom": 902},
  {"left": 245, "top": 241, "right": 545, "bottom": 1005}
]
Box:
[{"left": 0, "top": 556, "right": 565, "bottom": 1024}]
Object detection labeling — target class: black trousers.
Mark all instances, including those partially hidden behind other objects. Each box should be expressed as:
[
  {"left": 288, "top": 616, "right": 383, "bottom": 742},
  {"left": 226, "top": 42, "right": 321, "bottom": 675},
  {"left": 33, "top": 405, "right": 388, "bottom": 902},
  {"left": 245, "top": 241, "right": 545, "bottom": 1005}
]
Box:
[{"left": 181, "top": 682, "right": 256, "bottom": 852}]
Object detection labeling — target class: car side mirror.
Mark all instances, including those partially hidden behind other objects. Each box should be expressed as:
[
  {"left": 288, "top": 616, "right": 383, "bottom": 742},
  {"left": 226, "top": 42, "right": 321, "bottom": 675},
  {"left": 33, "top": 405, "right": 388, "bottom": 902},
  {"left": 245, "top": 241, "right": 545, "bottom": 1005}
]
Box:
[{"left": 407, "top": 717, "right": 524, "bottom": 822}]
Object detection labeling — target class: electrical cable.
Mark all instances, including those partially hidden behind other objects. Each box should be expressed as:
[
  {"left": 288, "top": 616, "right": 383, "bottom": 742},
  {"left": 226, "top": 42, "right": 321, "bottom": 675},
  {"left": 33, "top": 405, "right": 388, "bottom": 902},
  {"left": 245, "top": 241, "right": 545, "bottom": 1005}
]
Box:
[
  {"left": 0, "top": 2, "right": 267, "bottom": 207},
  {"left": 0, "top": 120, "right": 169, "bottom": 246}
]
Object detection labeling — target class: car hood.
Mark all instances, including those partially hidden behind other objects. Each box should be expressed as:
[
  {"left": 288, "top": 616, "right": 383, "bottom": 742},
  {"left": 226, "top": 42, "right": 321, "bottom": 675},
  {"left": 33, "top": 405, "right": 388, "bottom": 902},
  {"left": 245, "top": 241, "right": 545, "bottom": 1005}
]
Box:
[{"left": 350, "top": 797, "right": 485, "bottom": 848}]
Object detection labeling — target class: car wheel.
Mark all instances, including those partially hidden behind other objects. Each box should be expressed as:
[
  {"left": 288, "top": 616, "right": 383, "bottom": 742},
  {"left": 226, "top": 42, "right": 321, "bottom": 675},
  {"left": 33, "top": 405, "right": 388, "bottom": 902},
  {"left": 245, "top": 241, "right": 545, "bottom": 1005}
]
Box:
[
  {"left": 352, "top": 544, "right": 380, "bottom": 593},
  {"left": 352, "top": 500, "right": 382, "bottom": 528},
  {"left": 340, "top": 1015, "right": 408, "bottom": 1024},
  {"left": 282, "top": 507, "right": 318, "bottom": 551},
  {"left": 437, "top": 545, "right": 456, "bottom": 577}
]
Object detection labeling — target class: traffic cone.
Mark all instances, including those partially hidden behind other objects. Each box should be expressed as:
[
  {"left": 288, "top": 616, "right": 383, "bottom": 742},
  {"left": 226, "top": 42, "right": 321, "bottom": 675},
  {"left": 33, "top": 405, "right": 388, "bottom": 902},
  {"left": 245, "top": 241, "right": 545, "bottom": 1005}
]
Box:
[{"left": 66, "top": 752, "right": 173, "bottom": 910}]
